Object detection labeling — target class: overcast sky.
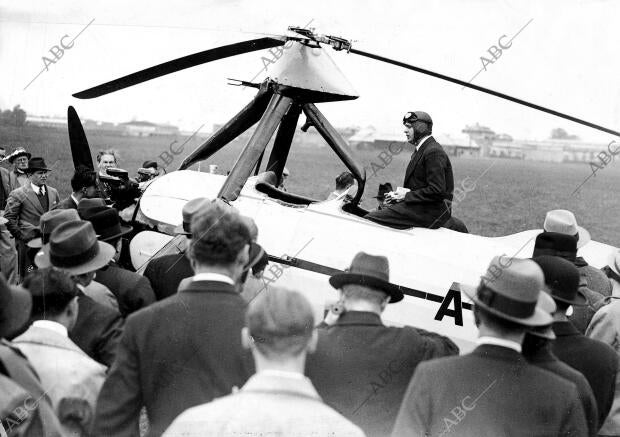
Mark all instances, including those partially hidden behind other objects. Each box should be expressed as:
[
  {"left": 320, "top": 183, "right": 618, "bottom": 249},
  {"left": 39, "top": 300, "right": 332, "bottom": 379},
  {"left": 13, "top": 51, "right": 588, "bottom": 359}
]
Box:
[{"left": 2, "top": 0, "right": 619, "bottom": 141}]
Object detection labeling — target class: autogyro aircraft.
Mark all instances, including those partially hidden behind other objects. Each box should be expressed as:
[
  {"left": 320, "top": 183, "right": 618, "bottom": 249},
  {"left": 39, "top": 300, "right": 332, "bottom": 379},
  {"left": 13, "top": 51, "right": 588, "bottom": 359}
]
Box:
[{"left": 71, "top": 26, "right": 619, "bottom": 351}]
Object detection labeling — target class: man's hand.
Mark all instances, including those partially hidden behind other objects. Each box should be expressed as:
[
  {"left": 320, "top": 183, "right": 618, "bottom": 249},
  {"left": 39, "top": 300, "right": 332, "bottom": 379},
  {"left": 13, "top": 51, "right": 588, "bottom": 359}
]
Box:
[{"left": 385, "top": 191, "right": 405, "bottom": 203}]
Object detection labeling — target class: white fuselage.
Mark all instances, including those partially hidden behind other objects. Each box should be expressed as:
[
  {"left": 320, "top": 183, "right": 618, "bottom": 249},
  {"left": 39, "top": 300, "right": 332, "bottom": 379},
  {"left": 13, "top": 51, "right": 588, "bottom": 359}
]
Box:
[{"left": 136, "top": 170, "right": 617, "bottom": 353}]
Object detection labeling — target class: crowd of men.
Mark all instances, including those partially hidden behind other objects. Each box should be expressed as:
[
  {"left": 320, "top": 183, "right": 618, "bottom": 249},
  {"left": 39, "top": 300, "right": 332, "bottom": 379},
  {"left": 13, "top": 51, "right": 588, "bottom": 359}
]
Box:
[{"left": 0, "top": 142, "right": 619, "bottom": 437}]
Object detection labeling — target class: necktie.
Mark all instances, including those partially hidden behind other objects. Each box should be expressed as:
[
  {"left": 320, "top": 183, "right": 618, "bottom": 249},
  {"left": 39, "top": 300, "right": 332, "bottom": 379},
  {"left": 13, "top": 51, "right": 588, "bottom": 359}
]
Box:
[{"left": 38, "top": 186, "right": 44, "bottom": 196}]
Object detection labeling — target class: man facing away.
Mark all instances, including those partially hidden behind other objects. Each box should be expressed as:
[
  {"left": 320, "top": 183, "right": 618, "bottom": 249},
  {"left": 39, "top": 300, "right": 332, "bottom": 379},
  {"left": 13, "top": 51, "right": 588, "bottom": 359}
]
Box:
[
  {"left": 0, "top": 273, "right": 64, "bottom": 437},
  {"left": 365, "top": 111, "right": 453, "bottom": 229},
  {"left": 523, "top": 255, "right": 599, "bottom": 436},
  {"left": 93, "top": 201, "right": 255, "bottom": 437},
  {"left": 143, "top": 197, "right": 209, "bottom": 301},
  {"left": 164, "top": 287, "right": 365, "bottom": 437},
  {"left": 13, "top": 268, "right": 107, "bottom": 436},
  {"left": 536, "top": 248, "right": 619, "bottom": 429},
  {"left": 81, "top": 205, "right": 155, "bottom": 315},
  {"left": 305, "top": 251, "right": 458, "bottom": 437},
  {"left": 392, "top": 256, "right": 587, "bottom": 437}
]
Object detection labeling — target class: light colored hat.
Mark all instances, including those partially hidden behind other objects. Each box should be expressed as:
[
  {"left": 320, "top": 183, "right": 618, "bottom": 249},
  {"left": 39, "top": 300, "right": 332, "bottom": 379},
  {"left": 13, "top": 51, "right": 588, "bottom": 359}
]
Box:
[
  {"left": 174, "top": 197, "right": 211, "bottom": 236},
  {"left": 608, "top": 249, "right": 620, "bottom": 276},
  {"left": 543, "top": 210, "right": 590, "bottom": 249},
  {"left": 463, "top": 257, "right": 552, "bottom": 327},
  {"left": 526, "top": 287, "right": 557, "bottom": 340}
]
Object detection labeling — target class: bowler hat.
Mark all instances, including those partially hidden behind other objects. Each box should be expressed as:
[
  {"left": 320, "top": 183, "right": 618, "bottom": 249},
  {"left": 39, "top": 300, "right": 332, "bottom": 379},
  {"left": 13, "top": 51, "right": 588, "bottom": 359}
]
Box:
[
  {"left": 463, "top": 257, "right": 552, "bottom": 327},
  {"left": 403, "top": 111, "right": 432, "bottom": 125},
  {"left": 27, "top": 209, "right": 80, "bottom": 248},
  {"left": 142, "top": 160, "right": 158, "bottom": 169},
  {"left": 6, "top": 147, "right": 31, "bottom": 164},
  {"left": 174, "top": 197, "right": 210, "bottom": 236},
  {"left": 374, "top": 182, "right": 393, "bottom": 199},
  {"left": 330, "top": 252, "right": 403, "bottom": 303},
  {"left": 81, "top": 206, "right": 132, "bottom": 242},
  {"left": 532, "top": 255, "right": 587, "bottom": 306},
  {"left": 0, "top": 274, "right": 32, "bottom": 339},
  {"left": 35, "top": 220, "right": 115, "bottom": 275},
  {"left": 532, "top": 232, "right": 577, "bottom": 262},
  {"left": 25, "top": 157, "right": 51, "bottom": 173},
  {"left": 543, "top": 210, "right": 590, "bottom": 249}
]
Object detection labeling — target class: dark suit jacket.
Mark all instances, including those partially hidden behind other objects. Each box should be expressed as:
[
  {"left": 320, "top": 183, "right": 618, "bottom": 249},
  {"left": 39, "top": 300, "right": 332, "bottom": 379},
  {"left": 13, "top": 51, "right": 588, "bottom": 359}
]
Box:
[
  {"left": 392, "top": 344, "right": 587, "bottom": 437},
  {"left": 92, "top": 280, "right": 254, "bottom": 437},
  {"left": 3, "top": 184, "right": 60, "bottom": 241},
  {"left": 305, "top": 311, "right": 458, "bottom": 437},
  {"left": 0, "top": 167, "right": 22, "bottom": 209},
  {"left": 70, "top": 294, "right": 125, "bottom": 368},
  {"left": 526, "top": 342, "right": 599, "bottom": 436},
  {"left": 96, "top": 263, "right": 156, "bottom": 316},
  {"left": 552, "top": 320, "right": 618, "bottom": 426},
  {"left": 55, "top": 196, "right": 78, "bottom": 210},
  {"left": 366, "top": 137, "right": 454, "bottom": 229},
  {"left": 143, "top": 253, "right": 194, "bottom": 301}
]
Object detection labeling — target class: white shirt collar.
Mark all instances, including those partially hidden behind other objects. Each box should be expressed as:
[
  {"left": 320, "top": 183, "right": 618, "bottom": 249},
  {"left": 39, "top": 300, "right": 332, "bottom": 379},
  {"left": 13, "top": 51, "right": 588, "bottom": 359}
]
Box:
[
  {"left": 70, "top": 193, "right": 80, "bottom": 205},
  {"left": 476, "top": 336, "right": 522, "bottom": 353},
  {"left": 258, "top": 369, "right": 306, "bottom": 381},
  {"left": 32, "top": 320, "right": 68, "bottom": 337},
  {"left": 31, "top": 183, "right": 44, "bottom": 194},
  {"left": 415, "top": 135, "right": 432, "bottom": 152},
  {"left": 192, "top": 272, "right": 235, "bottom": 285}
]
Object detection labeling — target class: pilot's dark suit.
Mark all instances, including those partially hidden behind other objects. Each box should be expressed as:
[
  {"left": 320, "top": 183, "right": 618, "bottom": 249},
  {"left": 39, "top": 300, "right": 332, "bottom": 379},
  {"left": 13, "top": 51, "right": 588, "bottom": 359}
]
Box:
[{"left": 365, "top": 136, "right": 454, "bottom": 229}]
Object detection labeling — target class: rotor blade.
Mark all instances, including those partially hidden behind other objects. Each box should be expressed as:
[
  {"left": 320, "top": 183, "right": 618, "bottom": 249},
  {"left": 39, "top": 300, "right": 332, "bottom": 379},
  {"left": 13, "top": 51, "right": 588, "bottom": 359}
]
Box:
[
  {"left": 350, "top": 48, "right": 620, "bottom": 137},
  {"left": 73, "top": 37, "right": 286, "bottom": 99},
  {"left": 67, "top": 106, "right": 95, "bottom": 171}
]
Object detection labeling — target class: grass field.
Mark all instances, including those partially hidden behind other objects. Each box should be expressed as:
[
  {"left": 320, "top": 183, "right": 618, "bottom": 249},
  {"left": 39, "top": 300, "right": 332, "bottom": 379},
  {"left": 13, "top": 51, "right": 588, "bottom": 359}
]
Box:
[{"left": 2, "top": 124, "right": 619, "bottom": 246}]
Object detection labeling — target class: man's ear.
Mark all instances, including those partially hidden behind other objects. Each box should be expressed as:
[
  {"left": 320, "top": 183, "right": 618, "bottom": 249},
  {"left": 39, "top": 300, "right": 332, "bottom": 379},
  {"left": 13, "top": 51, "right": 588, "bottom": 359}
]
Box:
[
  {"left": 241, "top": 327, "right": 252, "bottom": 350},
  {"left": 307, "top": 329, "right": 318, "bottom": 354},
  {"left": 237, "top": 244, "right": 250, "bottom": 268}
]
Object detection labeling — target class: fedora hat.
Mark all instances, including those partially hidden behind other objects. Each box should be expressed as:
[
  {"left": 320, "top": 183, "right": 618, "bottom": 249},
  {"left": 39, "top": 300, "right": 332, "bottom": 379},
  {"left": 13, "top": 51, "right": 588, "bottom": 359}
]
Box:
[
  {"left": 374, "top": 182, "right": 393, "bottom": 200},
  {"left": 27, "top": 209, "right": 80, "bottom": 248},
  {"left": 77, "top": 198, "right": 107, "bottom": 217},
  {"left": 81, "top": 206, "right": 132, "bottom": 242},
  {"left": 532, "top": 232, "right": 577, "bottom": 262},
  {"left": 35, "top": 220, "right": 115, "bottom": 275},
  {"left": 6, "top": 147, "right": 31, "bottom": 164},
  {"left": 607, "top": 249, "right": 620, "bottom": 277},
  {"left": 0, "top": 274, "right": 32, "bottom": 339},
  {"left": 174, "top": 197, "right": 210, "bottom": 236},
  {"left": 527, "top": 290, "right": 557, "bottom": 340},
  {"left": 24, "top": 157, "right": 51, "bottom": 173},
  {"left": 532, "top": 255, "right": 587, "bottom": 306},
  {"left": 463, "top": 257, "right": 552, "bottom": 327},
  {"left": 543, "top": 210, "right": 590, "bottom": 249},
  {"left": 330, "top": 252, "right": 403, "bottom": 303}
]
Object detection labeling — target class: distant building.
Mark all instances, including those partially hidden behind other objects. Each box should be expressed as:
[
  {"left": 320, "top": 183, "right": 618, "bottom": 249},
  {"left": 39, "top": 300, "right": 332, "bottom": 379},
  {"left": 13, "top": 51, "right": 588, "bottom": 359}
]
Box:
[
  {"left": 26, "top": 115, "right": 67, "bottom": 129},
  {"left": 119, "top": 121, "right": 179, "bottom": 136},
  {"left": 27, "top": 115, "right": 180, "bottom": 137},
  {"left": 349, "top": 126, "right": 478, "bottom": 156}
]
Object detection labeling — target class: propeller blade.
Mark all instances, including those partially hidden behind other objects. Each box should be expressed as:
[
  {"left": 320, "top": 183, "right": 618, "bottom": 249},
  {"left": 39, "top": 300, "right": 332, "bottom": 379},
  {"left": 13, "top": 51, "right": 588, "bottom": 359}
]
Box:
[
  {"left": 67, "top": 106, "right": 95, "bottom": 171},
  {"left": 350, "top": 48, "right": 620, "bottom": 137},
  {"left": 73, "top": 37, "right": 286, "bottom": 99}
]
